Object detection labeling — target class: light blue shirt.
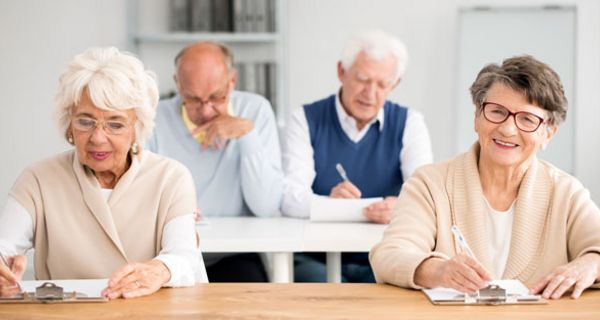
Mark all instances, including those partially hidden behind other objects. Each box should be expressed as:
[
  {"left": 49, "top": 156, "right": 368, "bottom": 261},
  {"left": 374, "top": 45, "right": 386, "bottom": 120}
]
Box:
[{"left": 148, "top": 91, "right": 283, "bottom": 218}]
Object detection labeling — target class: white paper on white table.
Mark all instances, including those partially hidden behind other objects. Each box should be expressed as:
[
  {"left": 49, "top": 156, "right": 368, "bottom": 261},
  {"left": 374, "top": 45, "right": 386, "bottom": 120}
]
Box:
[
  {"left": 21, "top": 279, "right": 108, "bottom": 298},
  {"left": 310, "top": 195, "right": 383, "bottom": 222},
  {"left": 423, "top": 279, "right": 533, "bottom": 301}
]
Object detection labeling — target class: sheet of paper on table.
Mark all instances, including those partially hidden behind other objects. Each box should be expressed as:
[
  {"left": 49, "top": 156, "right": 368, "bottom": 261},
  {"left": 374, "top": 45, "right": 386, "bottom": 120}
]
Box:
[{"left": 310, "top": 195, "right": 383, "bottom": 222}]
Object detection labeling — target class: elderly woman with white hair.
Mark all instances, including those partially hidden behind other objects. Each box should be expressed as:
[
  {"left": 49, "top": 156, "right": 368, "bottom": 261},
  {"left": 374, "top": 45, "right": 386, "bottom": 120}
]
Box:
[
  {"left": 0, "top": 47, "right": 207, "bottom": 299},
  {"left": 281, "top": 30, "right": 433, "bottom": 282}
]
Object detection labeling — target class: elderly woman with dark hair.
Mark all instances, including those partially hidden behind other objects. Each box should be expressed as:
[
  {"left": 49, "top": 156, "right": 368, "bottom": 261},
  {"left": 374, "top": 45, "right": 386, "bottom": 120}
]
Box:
[
  {"left": 370, "top": 55, "right": 600, "bottom": 299},
  {"left": 0, "top": 47, "right": 207, "bottom": 299}
]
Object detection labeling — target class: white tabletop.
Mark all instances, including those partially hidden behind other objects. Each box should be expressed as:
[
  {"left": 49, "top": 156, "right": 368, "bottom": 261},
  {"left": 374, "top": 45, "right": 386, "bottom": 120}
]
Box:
[
  {"left": 197, "top": 217, "right": 386, "bottom": 253},
  {"left": 197, "top": 217, "right": 304, "bottom": 252}
]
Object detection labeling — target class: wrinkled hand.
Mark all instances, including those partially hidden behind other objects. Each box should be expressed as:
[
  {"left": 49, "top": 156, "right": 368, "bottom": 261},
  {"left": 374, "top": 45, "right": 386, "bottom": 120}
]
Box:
[
  {"left": 363, "top": 196, "right": 396, "bottom": 224},
  {"left": 0, "top": 255, "right": 26, "bottom": 297},
  {"left": 192, "top": 114, "right": 253, "bottom": 150},
  {"left": 530, "top": 253, "right": 600, "bottom": 299},
  {"left": 102, "top": 259, "right": 171, "bottom": 300},
  {"left": 436, "top": 253, "right": 492, "bottom": 294},
  {"left": 330, "top": 181, "right": 362, "bottom": 199}
]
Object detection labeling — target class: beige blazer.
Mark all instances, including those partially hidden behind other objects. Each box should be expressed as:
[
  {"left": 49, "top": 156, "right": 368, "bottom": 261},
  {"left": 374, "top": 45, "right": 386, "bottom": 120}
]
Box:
[
  {"left": 370, "top": 143, "right": 600, "bottom": 289},
  {"left": 10, "top": 150, "right": 196, "bottom": 280}
]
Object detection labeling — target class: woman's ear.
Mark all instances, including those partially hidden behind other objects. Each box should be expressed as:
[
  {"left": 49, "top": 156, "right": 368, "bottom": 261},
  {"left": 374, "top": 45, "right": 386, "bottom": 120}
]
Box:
[{"left": 541, "top": 125, "right": 558, "bottom": 150}]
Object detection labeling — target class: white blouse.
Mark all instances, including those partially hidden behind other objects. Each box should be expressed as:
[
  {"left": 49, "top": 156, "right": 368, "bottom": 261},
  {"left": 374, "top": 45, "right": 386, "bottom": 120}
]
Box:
[{"left": 484, "top": 199, "right": 515, "bottom": 279}]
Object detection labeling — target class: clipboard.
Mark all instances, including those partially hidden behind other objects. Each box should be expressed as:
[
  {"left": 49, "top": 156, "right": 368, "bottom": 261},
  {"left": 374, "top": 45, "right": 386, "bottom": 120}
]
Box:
[
  {"left": 0, "top": 282, "right": 108, "bottom": 304},
  {"left": 423, "top": 280, "right": 547, "bottom": 305}
]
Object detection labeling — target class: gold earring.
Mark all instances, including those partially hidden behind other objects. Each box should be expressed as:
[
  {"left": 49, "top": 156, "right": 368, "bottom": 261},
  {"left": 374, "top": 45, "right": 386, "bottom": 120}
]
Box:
[{"left": 131, "top": 142, "right": 139, "bottom": 155}]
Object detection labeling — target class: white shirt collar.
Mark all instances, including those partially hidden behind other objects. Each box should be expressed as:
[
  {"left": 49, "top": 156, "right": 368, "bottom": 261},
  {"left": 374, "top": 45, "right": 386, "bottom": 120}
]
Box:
[{"left": 335, "top": 89, "right": 385, "bottom": 138}]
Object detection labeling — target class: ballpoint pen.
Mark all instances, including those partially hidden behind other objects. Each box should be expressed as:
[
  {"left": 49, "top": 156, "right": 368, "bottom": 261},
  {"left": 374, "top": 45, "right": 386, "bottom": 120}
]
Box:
[
  {"left": 0, "top": 251, "right": 22, "bottom": 291},
  {"left": 335, "top": 163, "right": 350, "bottom": 182},
  {"left": 451, "top": 225, "right": 475, "bottom": 258}
]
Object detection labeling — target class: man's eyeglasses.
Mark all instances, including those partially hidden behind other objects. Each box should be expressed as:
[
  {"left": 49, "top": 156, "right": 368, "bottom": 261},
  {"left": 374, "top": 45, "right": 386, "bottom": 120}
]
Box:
[
  {"left": 481, "top": 102, "right": 547, "bottom": 133},
  {"left": 182, "top": 81, "right": 231, "bottom": 109},
  {"left": 71, "top": 116, "right": 132, "bottom": 135}
]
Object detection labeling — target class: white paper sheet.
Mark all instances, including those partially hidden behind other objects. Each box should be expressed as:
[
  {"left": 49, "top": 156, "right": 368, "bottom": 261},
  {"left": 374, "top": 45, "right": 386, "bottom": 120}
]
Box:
[
  {"left": 21, "top": 279, "right": 108, "bottom": 298},
  {"left": 310, "top": 195, "right": 383, "bottom": 222},
  {"left": 423, "top": 279, "right": 533, "bottom": 301}
]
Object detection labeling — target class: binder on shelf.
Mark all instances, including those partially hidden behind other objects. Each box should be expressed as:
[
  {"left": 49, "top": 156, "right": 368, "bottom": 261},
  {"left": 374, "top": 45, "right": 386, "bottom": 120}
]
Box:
[
  {"left": 169, "top": 0, "right": 191, "bottom": 31},
  {"left": 190, "top": 0, "right": 212, "bottom": 32},
  {"left": 422, "top": 280, "right": 546, "bottom": 305},
  {"left": 233, "top": 0, "right": 247, "bottom": 32},
  {"left": 253, "top": 0, "right": 268, "bottom": 32},
  {"left": 212, "top": 0, "right": 233, "bottom": 32}
]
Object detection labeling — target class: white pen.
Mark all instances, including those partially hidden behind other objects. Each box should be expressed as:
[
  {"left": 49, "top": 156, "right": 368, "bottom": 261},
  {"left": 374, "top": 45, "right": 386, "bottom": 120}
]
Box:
[
  {"left": 451, "top": 225, "right": 475, "bottom": 258},
  {"left": 335, "top": 163, "right": 350, "bottom": 182}
]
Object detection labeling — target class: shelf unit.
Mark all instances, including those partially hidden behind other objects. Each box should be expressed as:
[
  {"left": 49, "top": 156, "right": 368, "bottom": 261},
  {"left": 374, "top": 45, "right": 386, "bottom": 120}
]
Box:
[{"left": 126, "top": 0, "right": 288, "bottom": 125}]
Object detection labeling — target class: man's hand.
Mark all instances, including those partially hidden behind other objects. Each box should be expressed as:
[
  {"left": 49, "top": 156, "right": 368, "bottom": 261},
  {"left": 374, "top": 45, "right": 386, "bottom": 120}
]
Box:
[
  {"left": 330, "top": 181, "right": 361, "bottom": 199},
  {"left": 101, "top": 259, "right": 171, "bottom": 300},
  {"left": 192, "top": 114, "right": 253, "bottom": 149},
  {"left": 363, "top": 196, "right": 397, "bottom": 224}
]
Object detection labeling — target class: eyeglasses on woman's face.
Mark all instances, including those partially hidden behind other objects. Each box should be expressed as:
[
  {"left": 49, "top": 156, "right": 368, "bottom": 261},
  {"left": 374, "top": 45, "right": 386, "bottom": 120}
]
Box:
[
  {"left": 481, "top": 102, "right": 547, "bottom": 133},
  {"left": 71, "top": 116, "right": 132, "bottom": 135}
]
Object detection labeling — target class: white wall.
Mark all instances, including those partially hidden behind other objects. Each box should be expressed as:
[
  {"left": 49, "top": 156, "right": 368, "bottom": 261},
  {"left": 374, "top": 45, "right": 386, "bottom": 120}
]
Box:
[
  {"left": 1, "top": 0, "right": 599, "bottom": 206},
  {"left": 0, "top": 0, "right": 126, "bottom": 205},
  {"left": 287, "top": 0, "right": 600, "bottom": 202}
]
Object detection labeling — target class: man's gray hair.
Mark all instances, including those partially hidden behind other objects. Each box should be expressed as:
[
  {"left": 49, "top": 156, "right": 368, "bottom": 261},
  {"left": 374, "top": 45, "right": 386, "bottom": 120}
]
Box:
[
  {"left": 340, "top": 29, "right": 409, "bottom": 80},
  {"left": 54, "top": 47, "right": 159, "bottom": 147}
]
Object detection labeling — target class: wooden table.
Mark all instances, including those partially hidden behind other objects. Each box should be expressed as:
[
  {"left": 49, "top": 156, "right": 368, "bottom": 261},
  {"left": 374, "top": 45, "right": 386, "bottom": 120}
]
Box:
[{"left": 1, "top": 283, "right": 599, "bottom": 319}]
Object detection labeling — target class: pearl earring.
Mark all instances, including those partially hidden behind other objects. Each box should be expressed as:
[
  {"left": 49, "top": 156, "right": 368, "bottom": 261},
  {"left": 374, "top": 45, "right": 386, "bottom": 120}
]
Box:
[
  {"left": 131, "top": 142, "right": 139, "bottom": 155},
  {"left": 67, "top": 135, "right": 74, "bottom": 144}
]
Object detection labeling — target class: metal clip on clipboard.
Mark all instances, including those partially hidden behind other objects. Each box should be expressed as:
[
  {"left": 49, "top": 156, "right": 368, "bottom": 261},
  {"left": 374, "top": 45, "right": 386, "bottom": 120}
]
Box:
[
  {"left": 0, "top": 282, "right": 107, "bottom": 304},
  {"left": 460, "top": 284, "right": 545, "bottom": 305}
]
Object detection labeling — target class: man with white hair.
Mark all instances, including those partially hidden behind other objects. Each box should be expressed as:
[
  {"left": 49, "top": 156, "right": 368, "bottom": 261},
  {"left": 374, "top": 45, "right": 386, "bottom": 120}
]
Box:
[{"left": 281, "top": 30, "right": 433, "bottom": 282}]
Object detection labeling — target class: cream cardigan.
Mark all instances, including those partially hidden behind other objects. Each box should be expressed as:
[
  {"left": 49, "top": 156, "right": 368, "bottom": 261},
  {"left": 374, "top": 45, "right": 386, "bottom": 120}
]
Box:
[
  {"left": 9, "top": 150, "right": 196, "bottom": 280},
  {"left": 370, "top": 143, "right": 600, "bottom": 289}
]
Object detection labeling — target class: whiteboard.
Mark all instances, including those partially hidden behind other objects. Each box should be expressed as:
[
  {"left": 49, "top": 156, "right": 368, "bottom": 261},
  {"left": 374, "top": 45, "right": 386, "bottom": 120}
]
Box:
[{"left": 455, "top": 6, "right": 576, "bottom": 173}]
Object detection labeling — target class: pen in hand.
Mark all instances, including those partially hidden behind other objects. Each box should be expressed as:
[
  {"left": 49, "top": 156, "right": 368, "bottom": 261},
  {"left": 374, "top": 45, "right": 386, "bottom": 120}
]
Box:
[
  {"left": 0, "top": 251, "right": 22, "bottom": 291},
  {"left": 335, "top": 163, "right": 350, "bottom": 182},
  {"left": 451, "top": 225, "right": 475, "bottom": 258}
]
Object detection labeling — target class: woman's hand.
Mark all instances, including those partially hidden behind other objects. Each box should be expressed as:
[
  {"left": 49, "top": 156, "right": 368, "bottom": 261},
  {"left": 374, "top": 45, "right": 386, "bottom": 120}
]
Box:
[
  {"left": 530, "top": 253, "right": 600, "bottom": 299},
  {"left": 0, "top": 255, "right": 26, "bottom": 297},
  {"left": 101, "top": 259, "right": 171, "bottom": 300},
  {"left": 414, "top": 254, "right": 492, "bottom": 294}
]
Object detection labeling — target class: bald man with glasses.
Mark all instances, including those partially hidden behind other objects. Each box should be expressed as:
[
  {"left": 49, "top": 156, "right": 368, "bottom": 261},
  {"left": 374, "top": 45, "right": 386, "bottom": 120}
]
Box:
[{"left": 148, "top": 41, "right": 283, "bottom": 282}]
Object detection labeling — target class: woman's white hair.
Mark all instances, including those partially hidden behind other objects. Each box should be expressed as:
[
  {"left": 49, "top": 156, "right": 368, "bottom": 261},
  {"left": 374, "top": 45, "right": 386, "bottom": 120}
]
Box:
[
  {"left": 340, "top": 29, "right": 409, "bottom": 81},
  {"left": 54, "top": 47, "right": 159, "bottom": 147}
]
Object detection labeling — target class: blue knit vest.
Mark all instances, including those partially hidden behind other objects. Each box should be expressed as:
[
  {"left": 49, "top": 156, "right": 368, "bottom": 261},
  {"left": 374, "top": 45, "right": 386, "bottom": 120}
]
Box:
[{"left": 304, "top": 94, "right": 407, "bottom": 265}]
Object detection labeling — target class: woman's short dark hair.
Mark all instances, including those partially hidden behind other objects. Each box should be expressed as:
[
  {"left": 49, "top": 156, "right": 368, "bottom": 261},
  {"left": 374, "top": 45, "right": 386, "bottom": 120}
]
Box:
[{"left": 470, "top": 55, "right": 567, "bottom": 126}]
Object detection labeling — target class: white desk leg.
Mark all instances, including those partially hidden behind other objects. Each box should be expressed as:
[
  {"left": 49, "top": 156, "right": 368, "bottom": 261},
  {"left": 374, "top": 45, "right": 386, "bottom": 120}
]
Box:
[
  {"left": 326, "top": 252, "right": 342, "bottom": 283},
  {"left": 272, "top": 252, "right": 292, "bottom": 283}
]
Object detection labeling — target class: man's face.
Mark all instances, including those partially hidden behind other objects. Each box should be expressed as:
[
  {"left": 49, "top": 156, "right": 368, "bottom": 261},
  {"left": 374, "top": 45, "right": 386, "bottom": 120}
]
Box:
[
  {"left": 338, "top": 51, "right": 399, "bottom": 129},
  {"left": 175, "top": 58, "right": 235, "bottom": 126}
]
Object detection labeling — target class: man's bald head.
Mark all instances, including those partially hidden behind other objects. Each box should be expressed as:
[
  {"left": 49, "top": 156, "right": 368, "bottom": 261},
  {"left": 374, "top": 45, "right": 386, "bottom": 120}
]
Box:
[
  {"left": 173, "top": 42, "right": 237, "bottom": 126},
  {"left": 175, "top": 42, "right": 234, "bottom": 74}
]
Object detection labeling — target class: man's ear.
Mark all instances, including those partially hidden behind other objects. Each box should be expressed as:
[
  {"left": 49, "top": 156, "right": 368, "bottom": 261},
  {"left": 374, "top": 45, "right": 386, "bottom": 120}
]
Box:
[
  {"left": 337, "top": 61, "right": 345, "bottom": 82},
  {"left": 391, "top": 78, "right": 401, "bottom": 90},
  {"left": 173, "top": 73, "right": 179, "bottom": 89},
  {"left": 229, "top": 69, "right": 238, "bottom": 88}
]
